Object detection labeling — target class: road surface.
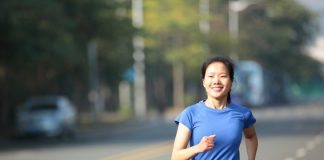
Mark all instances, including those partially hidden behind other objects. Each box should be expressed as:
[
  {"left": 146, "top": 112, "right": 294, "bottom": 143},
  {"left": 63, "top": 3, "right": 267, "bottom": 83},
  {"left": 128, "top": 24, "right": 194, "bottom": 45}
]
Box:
[{"left": 0, "top": 102, "right": 323, "bottom": 160}]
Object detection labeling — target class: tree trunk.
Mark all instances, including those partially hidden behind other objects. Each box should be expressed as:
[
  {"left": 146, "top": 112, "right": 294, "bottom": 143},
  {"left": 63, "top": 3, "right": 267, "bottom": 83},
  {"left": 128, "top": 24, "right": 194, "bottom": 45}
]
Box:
[{"left": 173, "top": 62, "right": 184, "bottom": 109}]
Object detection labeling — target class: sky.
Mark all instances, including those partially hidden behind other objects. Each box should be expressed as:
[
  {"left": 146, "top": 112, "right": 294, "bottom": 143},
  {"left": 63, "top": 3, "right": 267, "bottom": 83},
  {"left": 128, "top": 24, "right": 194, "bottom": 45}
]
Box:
[
  {"left": 296, "top": 0, "right": 324, "bottom": 34},
  {"left": 296, "top": 0, "right": 324, "bottom": 63}
]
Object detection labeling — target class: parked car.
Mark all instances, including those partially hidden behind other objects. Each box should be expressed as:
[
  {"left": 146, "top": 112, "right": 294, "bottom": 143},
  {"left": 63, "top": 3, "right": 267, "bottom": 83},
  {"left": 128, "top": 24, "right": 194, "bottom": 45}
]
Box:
[{"left": 16, "top": 96, "right": 76, "bottom": 138}]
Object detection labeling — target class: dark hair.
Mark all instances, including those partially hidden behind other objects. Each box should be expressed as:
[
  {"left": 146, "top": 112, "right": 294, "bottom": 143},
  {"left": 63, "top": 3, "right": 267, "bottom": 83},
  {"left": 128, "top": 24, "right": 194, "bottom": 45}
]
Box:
[{"left": 201, "top": 56, "right": 235, "bottom": 103}]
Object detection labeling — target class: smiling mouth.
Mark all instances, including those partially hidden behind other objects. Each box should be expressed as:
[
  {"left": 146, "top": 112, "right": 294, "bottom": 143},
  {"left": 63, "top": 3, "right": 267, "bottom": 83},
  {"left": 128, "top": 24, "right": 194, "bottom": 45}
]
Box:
[{"left": 212, "top": 86, "right": 223, "bottom": 92}]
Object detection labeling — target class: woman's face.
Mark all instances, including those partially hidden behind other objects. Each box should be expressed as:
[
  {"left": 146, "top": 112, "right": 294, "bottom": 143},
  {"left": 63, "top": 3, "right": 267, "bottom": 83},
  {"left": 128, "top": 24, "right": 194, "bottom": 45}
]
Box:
[{"left": 202, "top": 62, "right": 232, "bottom": 101}]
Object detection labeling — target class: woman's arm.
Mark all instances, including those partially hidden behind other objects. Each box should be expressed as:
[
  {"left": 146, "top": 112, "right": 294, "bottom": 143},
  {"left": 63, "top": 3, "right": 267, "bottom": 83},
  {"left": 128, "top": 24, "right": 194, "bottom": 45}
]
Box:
[
  {"left": 244, "top": 126, "right": 258, "bottom": 160},
  {"left": 172, "top": 123, "right": 215, "bottom": 160}
]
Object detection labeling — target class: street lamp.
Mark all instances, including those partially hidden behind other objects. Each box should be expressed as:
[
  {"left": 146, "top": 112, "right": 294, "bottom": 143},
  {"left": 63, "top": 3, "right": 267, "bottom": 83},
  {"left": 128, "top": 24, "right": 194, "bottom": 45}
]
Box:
[{"left": 228, "top": 0, "right": 254, "bottom": 61}]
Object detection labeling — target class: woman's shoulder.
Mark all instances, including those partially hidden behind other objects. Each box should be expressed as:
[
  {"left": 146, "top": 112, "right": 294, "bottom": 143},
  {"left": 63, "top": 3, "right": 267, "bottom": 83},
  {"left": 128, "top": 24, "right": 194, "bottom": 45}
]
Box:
[
  {"left": 182, "top": 101, "right": 203, "bottom": 113},
  {"left": 229, "top": 103, "right": 253, "bottom": 113},
  {"left": 175, "top": 101, "right": 203, "bottom": 124}
]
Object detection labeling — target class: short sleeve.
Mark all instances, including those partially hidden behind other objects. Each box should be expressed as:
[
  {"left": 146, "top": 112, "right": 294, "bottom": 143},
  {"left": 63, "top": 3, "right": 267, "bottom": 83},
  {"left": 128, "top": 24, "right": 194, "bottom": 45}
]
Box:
[
  {"left": 244, "top": 110, "right": 256, "bottom": 128},
  {"left": 174, "top": 108, "right": 193, "bottom": 132}
]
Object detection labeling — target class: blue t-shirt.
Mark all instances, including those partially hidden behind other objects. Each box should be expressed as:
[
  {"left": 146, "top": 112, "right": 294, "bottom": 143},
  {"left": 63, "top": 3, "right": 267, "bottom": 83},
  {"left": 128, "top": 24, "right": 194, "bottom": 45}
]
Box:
[{"left": 175, "top": 101, "right": 256, "bottom": 160}]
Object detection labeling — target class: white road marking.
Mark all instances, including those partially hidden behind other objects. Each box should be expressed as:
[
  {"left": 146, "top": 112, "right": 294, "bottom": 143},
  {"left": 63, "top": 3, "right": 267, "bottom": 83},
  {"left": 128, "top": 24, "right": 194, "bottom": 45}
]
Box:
[
  {"left": 295, "top": 148, "right": 306, "bottom": 158},
  {"left": 283, "top": 130, "right": 324, "bottom": 160},
  {"left": 306, "top": 141, "right": 316, "bottom": 150}
]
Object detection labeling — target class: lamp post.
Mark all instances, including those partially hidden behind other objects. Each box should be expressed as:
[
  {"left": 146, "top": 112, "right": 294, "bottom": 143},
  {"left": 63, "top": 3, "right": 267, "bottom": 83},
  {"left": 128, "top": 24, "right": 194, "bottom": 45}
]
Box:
[
  {"left": 228, "top": 0, "right": 253, "bottom": 61},
  {"left": 132, "top": 0, "right": 146, "bottom": 118}
]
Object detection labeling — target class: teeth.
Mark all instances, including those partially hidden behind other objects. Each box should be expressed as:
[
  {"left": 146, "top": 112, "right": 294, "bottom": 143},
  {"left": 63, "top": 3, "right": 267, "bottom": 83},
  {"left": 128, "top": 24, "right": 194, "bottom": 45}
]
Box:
[{"left": 212, "top": 87, "right": 222, "bottom": 92}]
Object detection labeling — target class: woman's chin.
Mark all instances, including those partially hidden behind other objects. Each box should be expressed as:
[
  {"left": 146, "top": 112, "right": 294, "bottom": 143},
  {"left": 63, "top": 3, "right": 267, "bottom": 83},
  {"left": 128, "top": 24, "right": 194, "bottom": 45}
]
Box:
[{"left": 210, "top": 94, "right": 227, "bottom": 100}]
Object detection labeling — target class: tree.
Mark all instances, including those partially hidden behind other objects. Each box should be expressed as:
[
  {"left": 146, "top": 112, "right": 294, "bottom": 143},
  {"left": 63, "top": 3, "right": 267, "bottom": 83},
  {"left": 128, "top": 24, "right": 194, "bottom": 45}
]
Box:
[
  {"left": 238, "top": 0, "right": 321, "bottom": 81},
  {"left": 142, "top": 0, "right": 322, "bottom": 112},
  {"left": 0, "top": 0, "right": 134, "bottom": 130},
  {"left": 144, "top": 0, "right": 207, "bottom": 111}
]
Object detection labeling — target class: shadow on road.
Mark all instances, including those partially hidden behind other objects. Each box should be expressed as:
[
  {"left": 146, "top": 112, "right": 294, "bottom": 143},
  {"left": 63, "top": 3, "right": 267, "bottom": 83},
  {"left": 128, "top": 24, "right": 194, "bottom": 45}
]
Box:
[
  {"left": 0, "top": 117, "right": 176, "bottom": 153},
  {"left": 256, "top": 118, "right": 324, "bottom": 137}
]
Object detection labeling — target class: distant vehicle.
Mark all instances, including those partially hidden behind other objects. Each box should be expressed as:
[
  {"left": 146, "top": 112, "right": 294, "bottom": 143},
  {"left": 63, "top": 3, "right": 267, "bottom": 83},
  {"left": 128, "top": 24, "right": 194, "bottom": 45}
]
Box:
[
  {"left": 16, "top": 96, "right": 76, "bottom": 138},
  {"left": 231, "top": 60, "right": 289, "bottom": 107}
]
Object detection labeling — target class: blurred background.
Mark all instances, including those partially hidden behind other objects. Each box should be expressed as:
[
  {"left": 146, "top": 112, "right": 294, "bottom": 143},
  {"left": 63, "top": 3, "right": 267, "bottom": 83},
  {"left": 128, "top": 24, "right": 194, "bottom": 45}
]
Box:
[{"left": 0, "top": 0, "right": 324, "bottom": 160}]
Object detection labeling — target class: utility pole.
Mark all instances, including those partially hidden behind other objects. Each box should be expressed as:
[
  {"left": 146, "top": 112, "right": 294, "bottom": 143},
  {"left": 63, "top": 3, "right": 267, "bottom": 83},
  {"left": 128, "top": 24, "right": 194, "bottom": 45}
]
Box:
[
  {"left": 199, "top": 0, "right": 210, "bottom": 54},
  {"left": 87, "top": 40, "right": 102, "bottom": 123},
  {"left": 228, "top": 0, "right": 253, "bottom": 61},
  {"left": 132, "top": 0, "right": 146, "bottom": 118},
  {"left": 199, "top": 0, "right": 210, "bottom": 35}
]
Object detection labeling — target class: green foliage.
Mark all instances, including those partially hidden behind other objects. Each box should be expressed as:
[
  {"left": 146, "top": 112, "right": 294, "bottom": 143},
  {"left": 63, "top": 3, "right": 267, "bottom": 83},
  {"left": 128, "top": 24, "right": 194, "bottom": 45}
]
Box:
[
  {"left": 0, "top": 0, "right": 134, "bottom": 112},
  {"left": 238, "top": 0, "right": 321, "bottom": 81},
  {"left": 0, "top": 0, "right": 322, "bottom": 127},
  {"left": 144, "top": 0, "right": 209, "bottom": 77}
]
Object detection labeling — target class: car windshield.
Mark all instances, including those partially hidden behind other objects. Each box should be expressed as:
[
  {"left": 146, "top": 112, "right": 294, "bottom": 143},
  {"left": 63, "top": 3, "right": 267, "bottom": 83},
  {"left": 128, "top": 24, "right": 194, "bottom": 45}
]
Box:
[{"left": 28, "top": 104, "right": 58, "bottom": 112}]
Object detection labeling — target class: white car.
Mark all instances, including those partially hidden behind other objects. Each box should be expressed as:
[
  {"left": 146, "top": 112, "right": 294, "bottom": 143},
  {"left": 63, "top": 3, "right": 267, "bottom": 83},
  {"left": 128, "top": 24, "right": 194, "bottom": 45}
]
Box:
[{"left": 16, "top": 96, "right": 76, "bottom": 138}]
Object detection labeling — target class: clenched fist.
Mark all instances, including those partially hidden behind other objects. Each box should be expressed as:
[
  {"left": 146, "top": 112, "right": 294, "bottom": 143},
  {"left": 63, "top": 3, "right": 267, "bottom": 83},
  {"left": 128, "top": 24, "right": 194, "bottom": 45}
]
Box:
[{"left": 197, "top": 135, "right": 216, "bottom": 153}]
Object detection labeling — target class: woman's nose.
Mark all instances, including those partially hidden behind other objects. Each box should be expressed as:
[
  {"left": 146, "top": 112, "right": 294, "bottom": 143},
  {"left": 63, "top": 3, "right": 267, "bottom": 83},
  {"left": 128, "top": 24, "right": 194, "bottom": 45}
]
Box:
[{"left": 212, "top": 77, "right": 220, "bottom": 84}]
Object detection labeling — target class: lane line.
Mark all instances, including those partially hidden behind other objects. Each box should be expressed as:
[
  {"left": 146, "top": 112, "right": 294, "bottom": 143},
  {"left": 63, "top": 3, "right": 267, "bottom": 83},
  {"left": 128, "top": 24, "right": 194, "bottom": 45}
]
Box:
[
  {"left": 120, "top": 145, "right": 172, "bottom": 160},
  {"left": 283, "top": 130, "right": 324, "bottom": 160},
  {"left": 314, "top": 135, "right": 323, "bottom": 145},
  {"left": 306, "top": 141, "right": 315, "bottom": 150},
  {"left": 295, "top": 148, "right": 306, "bottom": 158},
  {"left": 98, "top": 140, "right": 173, "bottom": 160}
]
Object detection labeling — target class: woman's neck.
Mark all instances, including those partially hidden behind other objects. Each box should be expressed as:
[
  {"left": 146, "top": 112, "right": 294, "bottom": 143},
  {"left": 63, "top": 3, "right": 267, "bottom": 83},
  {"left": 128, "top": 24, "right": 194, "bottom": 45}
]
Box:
[{"left": 205, "top": 98, "right": 227, "bottom": 110}]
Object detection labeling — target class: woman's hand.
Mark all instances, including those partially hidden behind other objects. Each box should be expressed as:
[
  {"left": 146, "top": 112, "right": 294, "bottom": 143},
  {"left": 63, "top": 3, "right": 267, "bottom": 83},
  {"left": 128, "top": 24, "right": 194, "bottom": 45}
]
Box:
[
  {"left": 172, "top": 124, "right": 216, "bottom": 160},
  {"left": 196, "top": 135, "right": 216, "bottom": 153}
]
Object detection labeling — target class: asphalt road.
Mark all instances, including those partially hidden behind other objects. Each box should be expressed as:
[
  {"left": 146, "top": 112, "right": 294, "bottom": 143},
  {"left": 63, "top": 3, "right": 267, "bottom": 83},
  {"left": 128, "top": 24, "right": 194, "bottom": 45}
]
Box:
[{"left": 0, "top": 102, "right": 324, "bottom": 160}]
